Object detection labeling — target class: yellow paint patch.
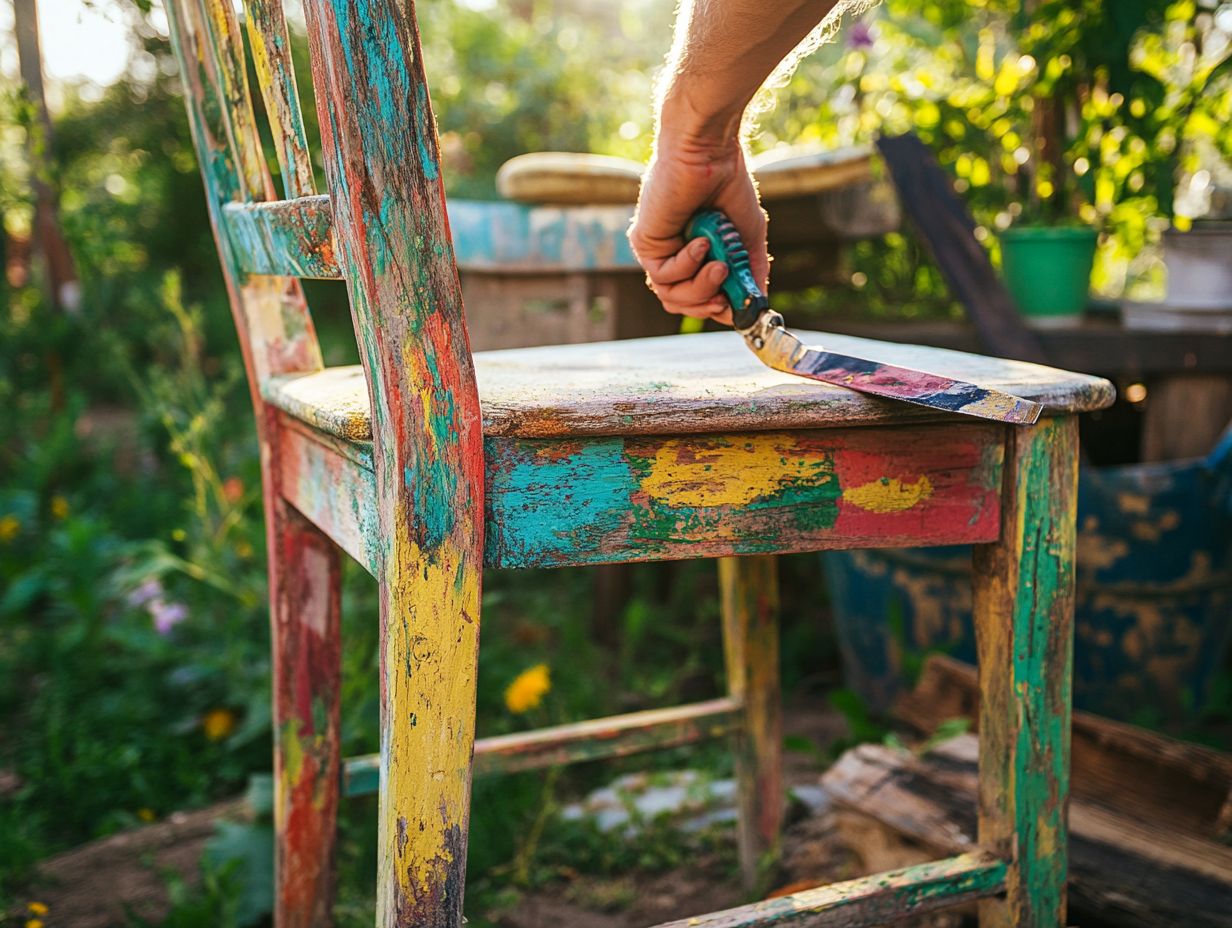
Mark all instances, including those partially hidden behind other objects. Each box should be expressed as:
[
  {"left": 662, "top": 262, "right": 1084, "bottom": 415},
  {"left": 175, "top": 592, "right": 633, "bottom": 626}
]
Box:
[
  {"left": 842, "top": 476, "right": 934, "bottom": 513},
  {"left": 639, "top": 435, "right": 833, "bottom": 508},
  {"left": 381, "top": 527, "right": 482, "bottom": 911}
]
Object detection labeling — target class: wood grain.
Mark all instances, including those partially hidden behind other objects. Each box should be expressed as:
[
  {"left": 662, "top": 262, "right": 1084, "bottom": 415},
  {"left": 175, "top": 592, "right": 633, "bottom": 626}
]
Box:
[
  {"left": 265, "top": 331, "right": 1114, "bottom": 443},
  {"left": 650, "top": 853, "right": 1006, "bottom": 928},
  {"left": 973, "top": 416, "right": 1080, "bottom": 927},
  {"left": 343, "top": 698, "right": 742, "bottom": 796},
  {"left": 823, "top": 734, "right": 1232, "bottom": 928},
  {"left": 275, "top": 416, "right": 1005, "bottom": 574},
  {"left": 720, "top": 556, "right": 783, "bottom": 890},
  {"left": 300, "top": 0, "right": 484, "bottom": 923},
  {"left": 245, "top": 0, "right": 317, "bottom": 199},
  {"left": 266, "top": 499, "right": 342, "bottom": 928},
  {"left": 224, "top": 197, "right": 340, "bottom": 280}
]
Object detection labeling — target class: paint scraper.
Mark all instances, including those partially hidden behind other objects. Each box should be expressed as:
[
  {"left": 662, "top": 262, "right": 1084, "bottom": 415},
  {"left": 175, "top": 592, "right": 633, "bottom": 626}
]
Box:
[{"left": 686, "top": 210, "right": 1043, "bottom": 425}]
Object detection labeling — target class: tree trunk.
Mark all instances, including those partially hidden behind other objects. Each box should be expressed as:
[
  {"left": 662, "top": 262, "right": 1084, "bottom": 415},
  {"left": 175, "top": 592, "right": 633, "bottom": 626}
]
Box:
[{"left": 13, "top": 0, "right": 80, "bottom": 315}]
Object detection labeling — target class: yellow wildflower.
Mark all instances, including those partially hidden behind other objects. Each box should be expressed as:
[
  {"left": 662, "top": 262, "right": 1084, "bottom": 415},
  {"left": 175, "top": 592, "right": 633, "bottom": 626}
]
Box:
[
  {"left": 26, "top": 920, "right": 44, "bottom": 928},
  {"left": 27, "top": 903, "right": 49, "bottom": 916},
  {"left": 50, "top": 496, "right": 69, "bottom": 520},
  {"left": 0, "top": 515, "right": 19, "bottom": 543},
  {"left": 137, "top": 808, "right": 156, "bottom": 822},
  {"left": 504, "top": 664, "right": 551, "bottom": 714},
  {"left": 202, "top": 708, "right": 237, "bottom": 741}
]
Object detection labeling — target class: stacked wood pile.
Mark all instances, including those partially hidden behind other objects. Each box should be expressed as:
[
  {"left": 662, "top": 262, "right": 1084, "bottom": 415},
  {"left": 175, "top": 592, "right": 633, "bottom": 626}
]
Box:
[{"left": 822, "top": 655, "right": 1232, "bottom": 927}]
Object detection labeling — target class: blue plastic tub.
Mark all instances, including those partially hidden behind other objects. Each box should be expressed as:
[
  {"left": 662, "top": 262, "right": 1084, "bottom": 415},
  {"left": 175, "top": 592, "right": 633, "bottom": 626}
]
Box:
[{"left": 824, "top": 431, "right": 1232, "bottom": 723}]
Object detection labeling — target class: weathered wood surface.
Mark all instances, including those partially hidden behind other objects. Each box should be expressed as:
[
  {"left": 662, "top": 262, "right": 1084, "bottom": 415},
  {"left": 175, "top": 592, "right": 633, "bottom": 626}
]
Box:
[
  {"left": 265, "top": 331, "right": 1114, "bottom": 443},
  {"left": 749, "top": 145, "right": 874, "bottom": 201},
  {"left": 720, "top": 556, "right": 783, "bottom": 889},
  {"left": 896, "top": 654, "right": 1232, "bottom": 844},
  {"left": 300, "top": 0, "right": 484, "bottom": 925},
  {"left": 224, "top": 184, "right": 894, "bottom": 280},
  {"left": 823, "top": 735, "right": 1232, "bottom": 928},
  {"left": 494, "top": 145, "right": 876, "bottom": 206},
  {"left": 459, "top": 269, "right": 676, "bottom": 352},
  {"left": 275, "top": 413, "right": 1006, "bottom": 573},
  {"left": 1140, "top": 373, "right": 1232, "bottom": 461},
  {"left": 485, "top": 424, "right": 1004, "bottom": 567},
  {"left": 343, "top": 697, "right": 742, "bottom": 796},
  {"left": 166, "top": 1, "right": 332, "bottom": 924},
  {"left": 972, "top": 416, "right": 1079, "bottom": 927},
  {"left": 265, "top": 498, "right": 342, "bottom": 928},
  {"left": 496, "top": 152, "right": 644, "bottom": 205},
  {"left": 275, "top": 413, "right": 378, "bottom": 572},
  {"left": 650, "top": 853, "right": 1006, "bottom": 928},
  {"left": 167, "top": 0, "right": 322, "bottom": 390},
  {"left": 224, "top": 198, "right": 339, "bottom": 280},
  {"left": 245, "top": 0, "right": 316, "bottom": 199},
  {"left": 225, "top": 195, "right": 635, "bottom": 277}
]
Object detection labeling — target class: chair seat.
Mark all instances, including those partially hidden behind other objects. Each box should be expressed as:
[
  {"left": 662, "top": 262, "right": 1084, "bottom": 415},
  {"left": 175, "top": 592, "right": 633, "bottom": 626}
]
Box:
[{"left": 263, "top": 331, "right": 1114, "bottom": 443}]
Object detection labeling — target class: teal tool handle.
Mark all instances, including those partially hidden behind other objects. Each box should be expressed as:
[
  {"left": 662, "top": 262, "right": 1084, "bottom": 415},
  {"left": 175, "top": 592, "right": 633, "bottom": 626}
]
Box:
[{"left": 684, "top": 210, "right": 769, "bottom": 330}]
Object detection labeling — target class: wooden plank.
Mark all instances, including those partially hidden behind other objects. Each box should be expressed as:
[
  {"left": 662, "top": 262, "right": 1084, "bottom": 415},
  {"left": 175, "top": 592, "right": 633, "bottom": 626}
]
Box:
[
  {"left": 301, "top": 0, "right": 485, "bottom": 924},
  {"left": 1140, "top": 374, "right": 1232, "bottom": 461},
  {"left": 720, "top": 556, "right": 783, "bottom": 889},
  {"left": 265, "top": 499, "right": 342, "bottom": 928},
  {"left": 226, "top": 196, "right": 638, "bottom": 278},
  {"left": 244, "top": 0, "right": 317, "bottom": 199},
  {"left": 649, "top": 853, "right": 1006, "bottom": 928},
  {"left": 973, "top": 415, "right": 1079, "bottom": 927},
  {"left": 822, "top": 735, "right": 1232, "bottom": 928},
  {"left": 448, "top": 199, "right": 638, "bottom": 272},
  {"left": 275, "top": 414, "right": 378, "bottom": 574},
  {"left": 341, "top": 698, "right": 743, "bottom": 797},
  {"left": 264, "top": 333, "right": 1114, "bottom": 445},
  {"left": 896, "top": 654, "right": 1232, "bottom": 843},
  {"left": 800, "top": 318, "right": 1232, "bottom": 377},
  {"left": 225, "top": 197, "right": 340, "bottom": 279},
  {"left": 272, "top": 417, "right": 1004, "bottom": 572},
  {"left": 167, "top": 0, "right": 322, "bottom": 389},
  {"left": 876, "top": 133, "right": 1048, "bottom": 365},
  {"left": 485, "top": 423, "right": 1005, "bottom": 567},
  {"left": 197, "top": 0, "right": 271, "bottom": 202}
]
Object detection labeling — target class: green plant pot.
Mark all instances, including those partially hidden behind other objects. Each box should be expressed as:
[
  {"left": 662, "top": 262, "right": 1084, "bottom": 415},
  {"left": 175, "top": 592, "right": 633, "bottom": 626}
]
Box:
[{"left": 1000, "top": 225, "right": 1098, "bottom": 320}]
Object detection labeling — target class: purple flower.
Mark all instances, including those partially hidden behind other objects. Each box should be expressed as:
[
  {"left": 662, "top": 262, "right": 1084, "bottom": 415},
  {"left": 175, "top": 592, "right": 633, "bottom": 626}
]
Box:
[
  {"left": 848, "top": 21, "right": 875, "bottom": 50},
  {"left": 127, "top": 578, "right": 163, "bottom": 608},
  {"left": 150, "top": 599, "right": 188, "bottom": 635}
]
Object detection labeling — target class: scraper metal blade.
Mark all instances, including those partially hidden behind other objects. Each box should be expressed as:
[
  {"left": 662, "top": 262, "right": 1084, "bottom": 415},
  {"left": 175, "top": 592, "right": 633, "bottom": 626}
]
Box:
[{"left": 685, "top": 210, "right": 1043, "bottom": 426}]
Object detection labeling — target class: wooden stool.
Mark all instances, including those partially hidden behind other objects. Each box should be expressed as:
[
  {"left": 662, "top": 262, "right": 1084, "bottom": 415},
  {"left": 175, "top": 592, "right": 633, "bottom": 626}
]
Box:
[{"left": 166, "top": 0, "right": 1112, "bottom": 926}]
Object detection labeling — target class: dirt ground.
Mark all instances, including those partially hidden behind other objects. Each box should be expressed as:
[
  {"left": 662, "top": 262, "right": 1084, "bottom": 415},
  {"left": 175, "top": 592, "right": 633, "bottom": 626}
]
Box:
[{"left": 14, "top": 697, "right": 966, "bottom": 928}]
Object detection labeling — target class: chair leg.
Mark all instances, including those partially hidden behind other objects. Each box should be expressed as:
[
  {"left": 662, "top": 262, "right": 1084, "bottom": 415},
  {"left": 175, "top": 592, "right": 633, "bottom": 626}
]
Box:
[
  {"left": 375, "top": 543, "right": 482, "bottom": 928},
  {"left": 972, "top": 417, "right": 1079, "bottom": 928},
  {"left": 270, "top": 500, "right": 343, "bottom": 928},
  {"left": 719, "top": 555, "right": 784, "bottom": 891}
]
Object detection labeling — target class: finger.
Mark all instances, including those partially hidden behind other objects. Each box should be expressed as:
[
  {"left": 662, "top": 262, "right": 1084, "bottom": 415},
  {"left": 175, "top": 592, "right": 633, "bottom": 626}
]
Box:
[
  {"left": 644, "top": 237, "right": 712, "bottom": 286},
  {"left": 652, "top": 260, "right": 729, "bottom": 306},
  {"left": 660, "top": 295, "right": 732, "bottom": 323}
]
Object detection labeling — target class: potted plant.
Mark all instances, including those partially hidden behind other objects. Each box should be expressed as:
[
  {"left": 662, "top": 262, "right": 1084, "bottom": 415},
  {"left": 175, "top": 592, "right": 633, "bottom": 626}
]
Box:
[{"left": 997, "top": 58, "right": 1099, "bottom": 324}]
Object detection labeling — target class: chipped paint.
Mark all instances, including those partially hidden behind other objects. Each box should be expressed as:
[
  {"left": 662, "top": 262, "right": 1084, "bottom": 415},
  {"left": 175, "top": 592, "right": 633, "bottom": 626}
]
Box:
[
  {"left": 973, "top": 416, "right": 1079, "bottom": 927},
  {"left": 843, "top": 475, "right": 934, "bottom": 513}
]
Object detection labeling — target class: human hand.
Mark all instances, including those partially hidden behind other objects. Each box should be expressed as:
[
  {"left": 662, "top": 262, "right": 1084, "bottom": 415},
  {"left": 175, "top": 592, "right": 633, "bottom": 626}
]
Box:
[{"left": 628, "top": 132, "right": 769, "bottom": 326}]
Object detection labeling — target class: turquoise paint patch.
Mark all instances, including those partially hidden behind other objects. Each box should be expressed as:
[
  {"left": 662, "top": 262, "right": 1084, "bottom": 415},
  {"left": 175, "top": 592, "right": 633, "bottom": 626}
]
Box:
[
  {"left": 487, "top": 439, "right": 634, "bottom": 566},
  {"left": 415, "top": 83, "right": 439, "bottom": 181}
]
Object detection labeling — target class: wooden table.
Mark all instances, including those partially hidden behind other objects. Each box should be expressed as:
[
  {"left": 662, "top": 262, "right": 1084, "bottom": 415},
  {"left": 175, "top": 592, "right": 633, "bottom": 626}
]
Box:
[{"left": 811, "top": 316, "right": 1232, "bottom": 461}]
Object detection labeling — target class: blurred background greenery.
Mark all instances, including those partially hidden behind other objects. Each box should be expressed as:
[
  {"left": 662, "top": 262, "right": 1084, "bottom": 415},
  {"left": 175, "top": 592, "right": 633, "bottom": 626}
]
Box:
[{"left": 1, "top": 0, "right": 1230, "bottom": 923}]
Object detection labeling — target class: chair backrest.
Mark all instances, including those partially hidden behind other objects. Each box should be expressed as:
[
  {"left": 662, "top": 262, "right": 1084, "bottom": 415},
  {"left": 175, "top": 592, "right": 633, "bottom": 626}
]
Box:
[{"left": 167, "top": 0, "right": 485, "bottom": 565}]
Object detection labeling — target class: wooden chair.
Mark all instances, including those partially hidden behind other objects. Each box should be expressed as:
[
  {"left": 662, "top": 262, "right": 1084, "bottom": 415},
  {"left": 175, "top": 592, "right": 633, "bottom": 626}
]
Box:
[{"left": 165, "top": 0, "right": 1113, "bottom": 925}]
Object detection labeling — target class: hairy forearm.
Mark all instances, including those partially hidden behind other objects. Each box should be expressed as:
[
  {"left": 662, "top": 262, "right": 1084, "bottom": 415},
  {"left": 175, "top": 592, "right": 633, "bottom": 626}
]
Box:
[{"left": 658, "top": 0, "right": 842, "bottom": 141}]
